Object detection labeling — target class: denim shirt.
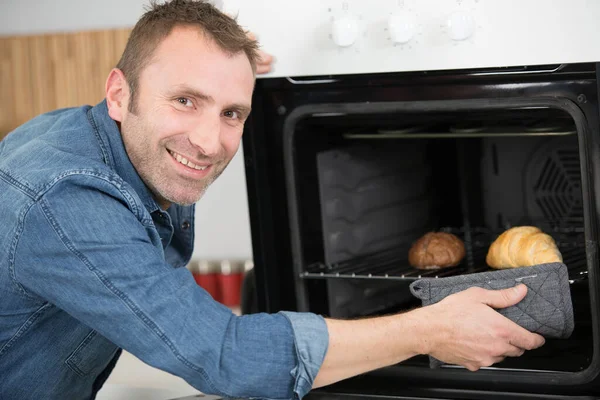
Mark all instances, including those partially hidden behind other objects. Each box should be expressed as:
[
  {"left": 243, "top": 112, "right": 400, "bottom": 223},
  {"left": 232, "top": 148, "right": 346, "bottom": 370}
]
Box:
[{"left": 0, "top": 100, "right": 328, "bottom": 400}]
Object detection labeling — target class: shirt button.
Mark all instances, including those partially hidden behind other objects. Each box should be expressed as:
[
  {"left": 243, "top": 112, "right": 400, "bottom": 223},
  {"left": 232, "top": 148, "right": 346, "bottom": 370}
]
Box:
[{"left": 181, "top": 221, "right": 191, "bottom": 230}]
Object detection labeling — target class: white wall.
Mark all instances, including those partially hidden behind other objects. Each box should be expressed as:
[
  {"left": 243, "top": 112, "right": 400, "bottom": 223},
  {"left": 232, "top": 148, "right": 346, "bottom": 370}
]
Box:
[{"left": 0, "top": 0, "right": 253, "bottom": 260}]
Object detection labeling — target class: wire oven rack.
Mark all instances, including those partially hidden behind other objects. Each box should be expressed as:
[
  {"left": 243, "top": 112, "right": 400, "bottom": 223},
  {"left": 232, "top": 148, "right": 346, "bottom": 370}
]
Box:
[{"left": 301, "top": 227, "right": 589, "bottom": 283}]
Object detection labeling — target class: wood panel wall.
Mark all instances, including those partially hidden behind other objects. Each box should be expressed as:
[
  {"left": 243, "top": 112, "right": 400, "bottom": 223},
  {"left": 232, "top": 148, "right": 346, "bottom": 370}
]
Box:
[{"left": 0, "top": 28, "right": 132, "bottom": 139}]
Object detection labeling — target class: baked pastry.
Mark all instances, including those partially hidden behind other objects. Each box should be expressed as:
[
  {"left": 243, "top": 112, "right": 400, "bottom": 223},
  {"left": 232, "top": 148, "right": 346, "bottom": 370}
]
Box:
[
  {"left": 486, "top": 226, "right": 562, "bottom": 269},
  {"left": 408, "top": 232, "right": 466, "bottom": 270}
]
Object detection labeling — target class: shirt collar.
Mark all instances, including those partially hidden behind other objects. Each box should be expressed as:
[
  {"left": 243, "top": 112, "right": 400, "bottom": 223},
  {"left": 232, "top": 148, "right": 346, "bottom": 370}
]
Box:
[{"left": 88, "top": 99, "right": 161, "bottom": 214}]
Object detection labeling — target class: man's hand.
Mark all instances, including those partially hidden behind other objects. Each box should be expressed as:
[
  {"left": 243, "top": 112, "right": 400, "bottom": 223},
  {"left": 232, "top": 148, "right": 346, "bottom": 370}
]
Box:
[
  {"left": 246, "top": 31, "right": 274, "bottom": 74},
  {"left": 420, "top": 284, "right": 546, "bottom": 371}
]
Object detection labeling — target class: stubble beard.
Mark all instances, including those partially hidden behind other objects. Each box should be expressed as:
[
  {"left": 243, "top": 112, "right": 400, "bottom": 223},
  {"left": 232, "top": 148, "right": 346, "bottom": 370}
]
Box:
[
  {"left": 142, "top": 150, "right": 230, "bottom": 207},
  {"left": 121, "top": 105, "right": 232, "bottom": 207},
  {"left": 159, "top": 164, "right": 226, "bottom": 206}
]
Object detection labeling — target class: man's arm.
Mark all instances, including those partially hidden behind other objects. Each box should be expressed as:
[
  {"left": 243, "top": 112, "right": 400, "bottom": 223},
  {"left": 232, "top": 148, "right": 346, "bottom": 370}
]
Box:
[
  {"left": 14, "top": 177, "right": 325, "bottom": 399},
  {"left": 313, "top": 284, "right": 545, "bottom": 388}
]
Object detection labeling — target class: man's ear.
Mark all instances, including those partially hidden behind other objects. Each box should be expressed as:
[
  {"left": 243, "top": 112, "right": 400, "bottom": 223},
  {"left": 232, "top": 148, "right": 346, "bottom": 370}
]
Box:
[{"left": 105, "top": 68, "right": 129, "bottom": 122}]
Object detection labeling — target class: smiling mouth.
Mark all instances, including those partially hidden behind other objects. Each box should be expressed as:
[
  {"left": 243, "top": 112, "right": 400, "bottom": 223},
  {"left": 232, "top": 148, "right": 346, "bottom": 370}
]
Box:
[{"left": 168, "top": 150, "right": 209, "bottom": 171}]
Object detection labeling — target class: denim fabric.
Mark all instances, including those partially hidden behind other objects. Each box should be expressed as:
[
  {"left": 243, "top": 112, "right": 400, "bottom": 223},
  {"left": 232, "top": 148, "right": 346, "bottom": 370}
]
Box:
[{"left": 0, "top": 100, "right": 329, "bottom": 400}]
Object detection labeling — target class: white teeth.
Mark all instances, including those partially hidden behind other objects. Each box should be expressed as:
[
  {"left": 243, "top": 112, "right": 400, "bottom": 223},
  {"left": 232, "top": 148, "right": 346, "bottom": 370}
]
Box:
[{"left": 169, "top": 151, "right": 207, "bottom": 171}]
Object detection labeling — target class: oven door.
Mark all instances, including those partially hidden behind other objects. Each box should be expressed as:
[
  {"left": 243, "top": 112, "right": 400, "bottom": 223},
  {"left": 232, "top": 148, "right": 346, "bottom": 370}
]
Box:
[
  {"left": 241, "top": 63, "right": 600, "bottom": 398},
  {"left": 172, "top": 389, "right": 596, "bottom": 400}
]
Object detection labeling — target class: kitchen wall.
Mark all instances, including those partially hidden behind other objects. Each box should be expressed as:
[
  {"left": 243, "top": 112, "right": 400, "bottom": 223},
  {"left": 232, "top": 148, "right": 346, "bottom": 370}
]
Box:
[{"left": 0, "top": 0, "right": 254, "bottom": 260}]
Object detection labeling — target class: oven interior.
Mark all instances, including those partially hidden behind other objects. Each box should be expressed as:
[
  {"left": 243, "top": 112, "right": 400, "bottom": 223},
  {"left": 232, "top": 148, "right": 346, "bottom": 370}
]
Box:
[{"left": 288, "top": 105, "right": 594, "bottom": 374}]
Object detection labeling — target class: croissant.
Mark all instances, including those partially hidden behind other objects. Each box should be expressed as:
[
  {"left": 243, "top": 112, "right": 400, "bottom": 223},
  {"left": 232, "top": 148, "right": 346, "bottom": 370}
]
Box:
[{"left": 486, "top": 226, "right": 563, "bottom": 269}]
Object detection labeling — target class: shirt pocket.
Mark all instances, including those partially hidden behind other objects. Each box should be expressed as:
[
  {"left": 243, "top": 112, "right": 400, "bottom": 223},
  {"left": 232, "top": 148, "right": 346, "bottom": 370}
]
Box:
[{"left": 65, "top": 330, "right": 119, "bottom": 377}]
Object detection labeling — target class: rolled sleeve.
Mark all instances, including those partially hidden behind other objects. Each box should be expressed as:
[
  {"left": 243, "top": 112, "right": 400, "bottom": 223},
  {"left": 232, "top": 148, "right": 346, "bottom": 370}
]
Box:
[{"left": 280, "top": 311, "right": 329, "bottom": 399}]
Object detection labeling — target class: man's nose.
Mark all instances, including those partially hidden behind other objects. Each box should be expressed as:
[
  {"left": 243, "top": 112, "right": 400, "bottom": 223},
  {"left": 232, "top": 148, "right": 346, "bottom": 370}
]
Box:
[{"left": 189, "top": 113, "right": 221, "bottom": 157}]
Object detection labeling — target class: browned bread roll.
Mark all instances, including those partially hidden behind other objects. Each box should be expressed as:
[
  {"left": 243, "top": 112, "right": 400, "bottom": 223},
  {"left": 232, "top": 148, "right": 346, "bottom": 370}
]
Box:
[
  {"left": 486, "top": 226, "right": 563, "bottom": 269},
  {"left": 408, "top": 232, "right": 466, "bottom": 270}
]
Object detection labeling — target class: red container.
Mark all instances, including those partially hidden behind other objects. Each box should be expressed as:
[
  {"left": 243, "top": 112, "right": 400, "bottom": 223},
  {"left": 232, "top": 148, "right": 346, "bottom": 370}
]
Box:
[
  {"left": 190, "top": 260, "right": 221, "bottom": 302},
  {"left": 218, "top": 260, "right": 245, "bottom": 307}
]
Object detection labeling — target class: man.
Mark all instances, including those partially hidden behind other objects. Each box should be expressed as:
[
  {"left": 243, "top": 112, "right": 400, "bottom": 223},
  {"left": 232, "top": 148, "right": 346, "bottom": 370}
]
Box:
[{"left": 0, "top": 1, "right": 544, "bottom": 399}]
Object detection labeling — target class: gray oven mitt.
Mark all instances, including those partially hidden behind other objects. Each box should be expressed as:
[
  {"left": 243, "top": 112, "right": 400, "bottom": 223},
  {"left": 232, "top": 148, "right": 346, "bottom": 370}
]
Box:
[{"left": 409, "top": 262, "right": 574, "bottom": 368}]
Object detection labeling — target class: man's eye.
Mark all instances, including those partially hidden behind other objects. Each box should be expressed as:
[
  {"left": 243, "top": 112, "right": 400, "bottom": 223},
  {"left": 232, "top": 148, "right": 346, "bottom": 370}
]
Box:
[
  {"left": 224, "top": 110, "right": 239, "bottom": 119},
  {"left": 176, "top": 98, "right": 193, "bottom": 107}
]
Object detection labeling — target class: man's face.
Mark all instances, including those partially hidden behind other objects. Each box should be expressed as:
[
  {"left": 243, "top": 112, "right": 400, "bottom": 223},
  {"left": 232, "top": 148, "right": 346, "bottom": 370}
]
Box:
[{"left": 119, "top": 26, "right": 255, "bottom": 208}]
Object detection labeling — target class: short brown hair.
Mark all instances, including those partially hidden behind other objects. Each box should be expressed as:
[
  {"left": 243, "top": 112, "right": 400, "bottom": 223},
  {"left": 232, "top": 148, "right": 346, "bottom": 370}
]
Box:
[{"left": 116, "top": 0, "right": 259, "bottom": 112}]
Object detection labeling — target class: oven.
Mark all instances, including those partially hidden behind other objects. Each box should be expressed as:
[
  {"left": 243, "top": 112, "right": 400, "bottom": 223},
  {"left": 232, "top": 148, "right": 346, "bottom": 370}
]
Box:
[{"left": 234, "top": 0, "right": 600, "bottom": 398}]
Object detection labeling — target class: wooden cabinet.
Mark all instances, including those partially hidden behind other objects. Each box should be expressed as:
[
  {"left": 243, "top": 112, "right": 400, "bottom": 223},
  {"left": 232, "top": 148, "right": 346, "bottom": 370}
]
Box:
[{"left": 0, "top": 28, "right": 131, "bottom": 139}]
